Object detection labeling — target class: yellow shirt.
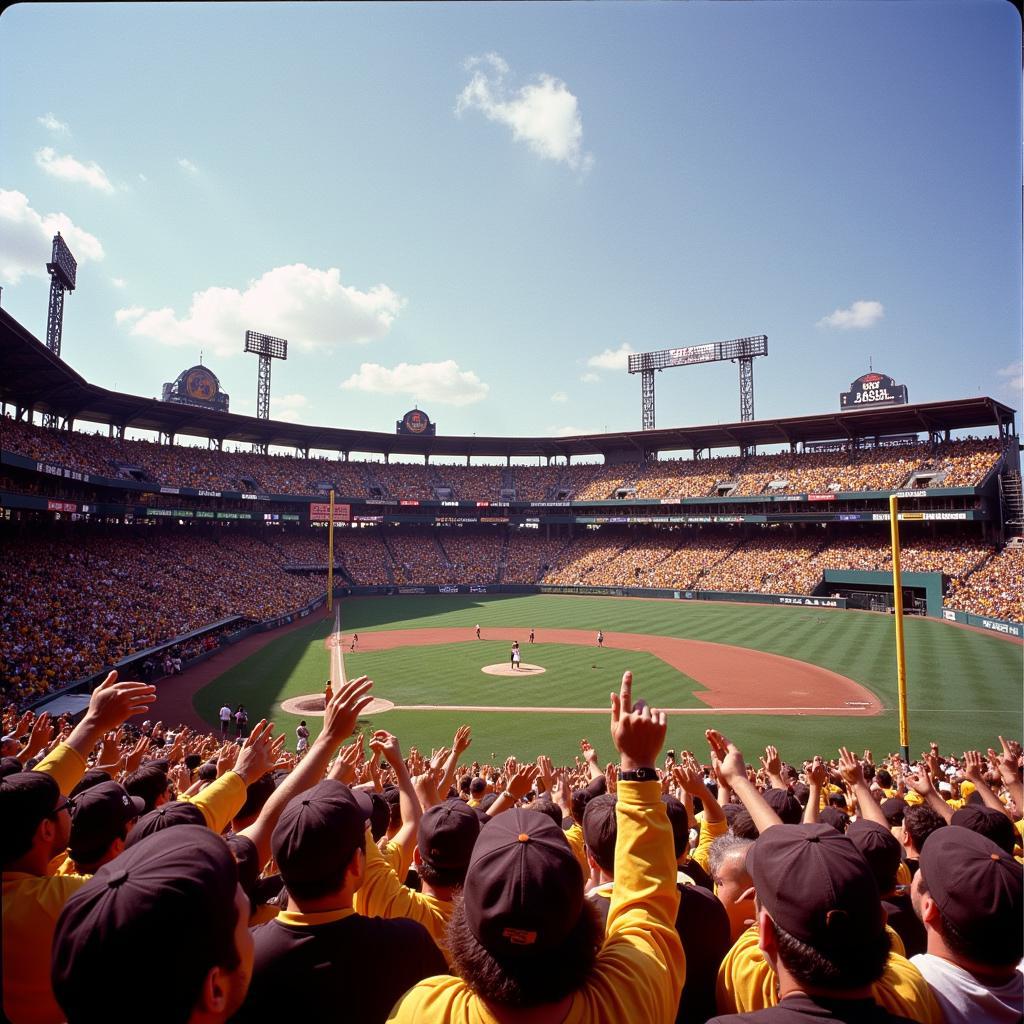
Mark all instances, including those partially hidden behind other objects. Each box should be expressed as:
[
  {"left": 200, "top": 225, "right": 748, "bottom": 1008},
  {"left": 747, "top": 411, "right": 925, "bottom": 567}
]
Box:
[
  {"left": 565, "top": 821, "right": 590, "bottom": 879},
  {"left": 32, "top": 742, "right": 87, "bottom": 795},
  {"left": 716, "top": 925, "right": 942, "bottom": 1024},
  {"left": 2, "top": 870, "right": 89, "bottom": 1024},
  {"left": 355, "top": 829, "right": 455, "bottom": 962},
  {"left": 387, "top": 780, "right": 684, "bottom": 1024},
  {"left": 179, "top": 769, "right": 247, "bottom": 832}
]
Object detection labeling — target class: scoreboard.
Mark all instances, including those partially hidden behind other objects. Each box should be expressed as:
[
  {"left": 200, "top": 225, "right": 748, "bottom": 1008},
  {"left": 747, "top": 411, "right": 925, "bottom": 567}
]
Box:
[{"left": 840, "top": 372, "right": 908, "bottom": 409}]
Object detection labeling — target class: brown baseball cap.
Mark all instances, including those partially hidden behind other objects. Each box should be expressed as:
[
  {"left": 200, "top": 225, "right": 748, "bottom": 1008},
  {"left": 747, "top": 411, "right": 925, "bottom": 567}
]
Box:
[
  {"left": 747, "top": 823, "right": 884, "bottom": 953},
  {"left": 463, "top": 807, "right": 583, "bottom": 957},
  {"left": 918, "top": 826, "right": 1022, "bottom": 960}
]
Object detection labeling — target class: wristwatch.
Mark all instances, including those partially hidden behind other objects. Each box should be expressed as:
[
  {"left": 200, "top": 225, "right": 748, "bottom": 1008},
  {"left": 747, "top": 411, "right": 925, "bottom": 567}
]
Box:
[{"left": 619, "top": 767, "right": 659, "bottom": 782}]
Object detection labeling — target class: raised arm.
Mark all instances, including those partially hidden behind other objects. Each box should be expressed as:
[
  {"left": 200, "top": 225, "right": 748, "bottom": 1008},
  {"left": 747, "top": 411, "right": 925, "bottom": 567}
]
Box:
[
  {"left": 369, "top": 728, "right": 422, "bottom": 862},
  {"left": 706, "top": 729, "right": 782, "bottom": 834},
  {"left": 239, "top": 676, "right": 373, "bottom": 863},
  {"left": 803, "top": 756, "right": 828, "bottom": 824},
  {"left": 963, "top": 749, "right": 1012, "bottom": 820}
]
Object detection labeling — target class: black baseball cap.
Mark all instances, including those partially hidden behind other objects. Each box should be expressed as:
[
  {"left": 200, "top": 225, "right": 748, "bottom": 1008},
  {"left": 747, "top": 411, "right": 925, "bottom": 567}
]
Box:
[
  {"left": 463, "top": 807, "right": 583, "bottom": 958},
  {"left": 880, "top": 797, "right": 907, "bottom": 826},
  {"left": 70, "top": 768, "right": 113, "bottom": 798},
  {"left": 69, "top": 781, "right": 145, "bottom": 865},
  {"left": 950, "top": 806, "right": 1016, "bottom": 856},
  {"left": 762, "top": 787, "right": 803, "bottom": 825},
  {"left": 846, "top": 819, "right": 902, "bottom": 891},
  {"left": 0, "top": 770, "right": 62, "bottom": 865},
  {"left": 1, "top": 755, "right": 25, "bottom": 779},
  {"left": 747, "top": 823, "right": 884, "bottom": 953},
  {"left": 582, "top": 794, "right": 618, "bottom": 874},
  {"left": 818, "top": 807, "right": 850, "bottom": 833},
  {"left": 52, "top": 826, "right": 241, "bottom": 1024},
  {"left": 272, "top": 779, "right": 369, "bottom": 889},
  {"left": 418, "top": 799, "right": 480, "bottom": 885},
  {"left": 124, "top": 801, "right": 206, "bottom": 848},
  {"left": 919, "top": 825, "right": 1022, "bottom": 962}
]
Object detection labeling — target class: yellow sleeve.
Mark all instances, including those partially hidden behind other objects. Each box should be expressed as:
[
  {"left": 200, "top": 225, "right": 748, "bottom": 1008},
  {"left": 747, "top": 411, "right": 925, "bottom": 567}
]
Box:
[
  {"left": 715, "top": 933, "right": 940, "bottom": 1024},
  {"left": 886, "top": 923, "right": 906, "bottom": 957},
  {"left": 565, "top": 822, "right": 590, "bottom": 878},
  {"left": 572, "top": 779, "right": 684, "bottom": 1024},
  {"left": 178, "top": 770, "right": 246, "bottom": 833},
  {"left": 716, "top": 926, "right": 777, "bottom": 1014},
  {"left": 895, "top": 860, "right": 912, "bottom": 887},
  {"left": 354, "top": 828, "right": 451, "bottom": 960},
  {"left": 873, "top": 953, "right": 944, "bottom": 1024},
  {"left": 689, "top": 813, "right": 727, "bottom": 876},
  {"left": 32, "top": 742, "right": 87, "bottom": 796}
]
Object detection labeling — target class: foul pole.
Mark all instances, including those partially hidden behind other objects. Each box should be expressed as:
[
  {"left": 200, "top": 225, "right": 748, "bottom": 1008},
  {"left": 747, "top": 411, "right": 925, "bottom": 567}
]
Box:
[
  {"left": 327, "top": 489, "right": 335, "bottom": 611},
  {"left": 889, "top": 495, "right": 910, "bottom": 763},
  {"left": 329, "top": 605, "right": 347, "bottom": 689}
]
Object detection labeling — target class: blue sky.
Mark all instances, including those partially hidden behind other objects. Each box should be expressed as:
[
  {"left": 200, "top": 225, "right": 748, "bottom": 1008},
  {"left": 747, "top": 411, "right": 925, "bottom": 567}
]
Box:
[{"left": 1, "top": 1, "right": 1020, "bottom": 454}]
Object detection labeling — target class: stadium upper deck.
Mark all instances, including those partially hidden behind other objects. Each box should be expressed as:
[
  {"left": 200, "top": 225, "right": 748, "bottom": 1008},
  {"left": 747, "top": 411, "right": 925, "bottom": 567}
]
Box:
[{"left": 1, "top": 306, "right": 1017, "bottom": 466}]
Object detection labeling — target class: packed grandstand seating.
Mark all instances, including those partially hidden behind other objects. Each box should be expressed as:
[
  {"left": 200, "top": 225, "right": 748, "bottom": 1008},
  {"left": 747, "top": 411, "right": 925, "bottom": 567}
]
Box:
[
  {"left": 1, "top": 679, "right": 1020, "bottom": 1024},
  {"left": 1, "top": 417, "right": 1009, "bottom": 500},
  {"left": 3, "top": 523, "right": 1021, "bottom": 708}
]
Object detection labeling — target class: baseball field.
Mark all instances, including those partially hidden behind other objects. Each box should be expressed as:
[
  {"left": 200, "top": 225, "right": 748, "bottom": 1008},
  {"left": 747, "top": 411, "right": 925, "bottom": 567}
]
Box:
[{"left": 186, "top": 594, "right": 1022, "bottom": 766}]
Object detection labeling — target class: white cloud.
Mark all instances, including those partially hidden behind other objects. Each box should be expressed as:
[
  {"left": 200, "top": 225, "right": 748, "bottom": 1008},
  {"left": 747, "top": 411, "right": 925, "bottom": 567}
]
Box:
[
  {"left": 550, "top": 391, "right": 568, "bottom": 402},
  {"left": 34, "top": 147, "right": 114, "bottom": 193},
  {"left": 587, "top": 342, "right": 635, "bottom": 371},
  {"left": 177, "top": 157, "right": 199, "bottom": 175},
  {"left": 110, "top": 277, "right": 127, "bottom": 289},
  {"left": 0, "top": 189, "right": 104, "bottom": 284},
  {"left": 341, "top": 360, "right": 489, "bottom": 407},
  {"left": 456, "top": 53, "right": 593, "bottom": 172},
  {"left": 115, "top": 263, "right": 405, "bottom": 357},
  {"left": 817, "top": 299, "right": 884, "bottom": 330},
  {"left": 37, "top": 113, "right": 70, "bottom": 135},
  {"left": 271, "top": 393, "right": 311, "bottom": 423},
  {"left": 996, "top": 361, "right": 1023, "bottom": 400},
  {"left": 580, "top": 372, "right": 600, "bottom": 384}
]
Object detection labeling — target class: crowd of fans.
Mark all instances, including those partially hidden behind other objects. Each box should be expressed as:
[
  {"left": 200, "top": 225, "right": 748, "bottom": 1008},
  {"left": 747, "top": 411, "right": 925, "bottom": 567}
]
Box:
[
  {"left": 0, "top": 671, "right": 1020, "bottom": 1024},
  {"left": 0, "top": 528, "right": 326, "bottom": 706},
  {"left": 3, "top": 418, "right": 1008, "bottom": 500},
  {"left": 3, "top": 522, "right": 1021, "bottom": 709},
  {"left": 945, "top": 545, "right": 1024, "bottom": 624}
]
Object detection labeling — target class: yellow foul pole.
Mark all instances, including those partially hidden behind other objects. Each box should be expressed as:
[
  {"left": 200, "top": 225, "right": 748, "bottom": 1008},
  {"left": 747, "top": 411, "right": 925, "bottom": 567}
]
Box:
[
  {"left": 889, "top": 495, "right": 910, "bottom": 763},
  {"left": 327, "top": 489, "right": 335, "bottom": 612}
]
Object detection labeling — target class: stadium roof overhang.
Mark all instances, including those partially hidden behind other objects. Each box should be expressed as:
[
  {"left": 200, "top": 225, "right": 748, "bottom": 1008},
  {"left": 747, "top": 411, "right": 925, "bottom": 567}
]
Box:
[{"left": 1, "top": 308, "right": 1017, "bottom": 459}]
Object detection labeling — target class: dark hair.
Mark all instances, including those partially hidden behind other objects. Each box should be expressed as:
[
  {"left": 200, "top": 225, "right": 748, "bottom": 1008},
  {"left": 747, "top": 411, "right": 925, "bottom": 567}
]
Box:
[
  {"left": 283, "top": 839, "right": 362, "bottom": 902},
  {"left": 863, "top": 763, "right": 876, "bottom": 782},
  {"left": 417, "top": 856, "right": 468, "bottom": 890},
  {"left": 124, "top": 766, "right": 168, "bottom": 813},
  {"left": 529, "top": 800, "right": 562, "bottom": 828},
  {"left": 571, "top": 789, "right": 588, "bottom": 823},
  {"left": 731, "top": 808, "right": 759, "bottom": 841},
  {"left": 827, "top": 792, "right": 848, "bottom": 810},
  {"left": 772, "top": 916, "right": 890, "bottom": 989},
  {"left": 448, "top": 895, "right": 602, "bottom": 1007},
  {"left": 459, "top": 776, "right": 472, "bottom": 794},
  {"left": 903, "top": 806, "right": 946, "bottom": 852},
  {"left": 875, "top": 769, "right": 892, "bottom": 789}
]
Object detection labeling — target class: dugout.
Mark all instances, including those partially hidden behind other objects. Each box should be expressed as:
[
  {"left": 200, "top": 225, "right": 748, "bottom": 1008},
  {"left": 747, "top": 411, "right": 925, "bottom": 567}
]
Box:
[{"left": 816, "top": 569, "right": 944, "bottom": 617}]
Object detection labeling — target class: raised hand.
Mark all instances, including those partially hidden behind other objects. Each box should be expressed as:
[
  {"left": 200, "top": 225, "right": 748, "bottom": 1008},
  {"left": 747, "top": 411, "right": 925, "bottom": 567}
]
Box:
[
  {"left": 610, "top": 670, "right": 667, "bottom": 771},
  {"left": 216, "top": 741, "right": 239, "bottom": 777},
  {"left": 706, "top": 729, "right": 746, "bottom": 787},
  {"left": 963, "top": 749, "right": 986, "bottom": 783},
  {"left": 506, "top": 763, "right": 539, "bottom": 801},
  {"left": 806, "top": 755, "right": 828, "bottom": 788},
  {"left": 453, "top": 725, "right": 472, "bottom": 755},
  {"left": 328, "top": 736, "right": 363, "bottom": 785},
  {"left": 760, "top": 744, "right": 781, "bottom": 777},
  {"left": 233, "top": 719, "right": 277, "bottom": 785},
  {"left": 322, "top": 676, "right": 374, "bottom": 747},
  {"left": 536, "top": 754, "right": 555, "bottom": 793},
  {"left": 84, "top": 672, "right": 157, "bottom": 734},
  {"left": 837, "top": 746, "right": 865, "bottom": 787},
  {"left": 369, "top": 729, "right": 404, "bottom": 767},
  {"left": 19, "top": 712, "right": 54, "bottom": 763},
  {"left": 580, "top": 738, "right": 599, "bottom": 764}
]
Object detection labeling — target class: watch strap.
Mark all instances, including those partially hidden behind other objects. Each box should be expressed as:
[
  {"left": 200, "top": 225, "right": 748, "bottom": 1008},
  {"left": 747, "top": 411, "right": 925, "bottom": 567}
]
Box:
[{"left": 619, "top": 767, "right": 659, "bottom": 782}]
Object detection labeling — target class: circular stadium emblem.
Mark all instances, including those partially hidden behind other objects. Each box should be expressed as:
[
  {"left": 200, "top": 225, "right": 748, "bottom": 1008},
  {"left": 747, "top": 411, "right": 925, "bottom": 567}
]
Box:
[
  {"left": 185, "top": 368, "right": 217, "bottom": 402},
  {"left": 404, "top": 409, "right": 429, "bottom": 434}
]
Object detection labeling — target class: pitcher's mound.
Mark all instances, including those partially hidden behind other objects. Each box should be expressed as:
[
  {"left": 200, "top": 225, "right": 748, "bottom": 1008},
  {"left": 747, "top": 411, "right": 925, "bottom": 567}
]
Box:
[
  {"left": 481, "top": 663, "right": 546, "bottom": 677},
  {"left": 280, "top": 694, "right": 395, "bottom": 716}
]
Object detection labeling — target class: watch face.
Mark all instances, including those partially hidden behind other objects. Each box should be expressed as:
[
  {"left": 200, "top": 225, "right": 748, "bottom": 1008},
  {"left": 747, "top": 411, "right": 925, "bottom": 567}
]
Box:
[{"left": 185, "top": 369, "right": 216, "bottom": 401}]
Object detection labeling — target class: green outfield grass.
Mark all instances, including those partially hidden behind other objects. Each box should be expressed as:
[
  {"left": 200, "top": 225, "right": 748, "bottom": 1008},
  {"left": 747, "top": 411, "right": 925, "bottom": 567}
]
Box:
[{"left": 192, "top": 594, "right": 1023, "bottom": 765}]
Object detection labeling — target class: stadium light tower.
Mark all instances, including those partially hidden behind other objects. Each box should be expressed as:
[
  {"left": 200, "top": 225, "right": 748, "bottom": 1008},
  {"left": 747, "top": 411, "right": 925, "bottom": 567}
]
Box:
[
  {"left": 244, "top": 330, "right": 288, "bottom": 454},
  {"left": 627, "top": 335, "right": 768, "bottom": 431},
  {"left": 43, "top": 233, "right": 78, "bottom": 426}
]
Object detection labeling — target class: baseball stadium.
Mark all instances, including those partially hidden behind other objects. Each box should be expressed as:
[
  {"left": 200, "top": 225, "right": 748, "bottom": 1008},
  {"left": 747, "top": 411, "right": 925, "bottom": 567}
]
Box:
[{"left": 4, "top": 6, "right": 1023, "bottom": 1023}]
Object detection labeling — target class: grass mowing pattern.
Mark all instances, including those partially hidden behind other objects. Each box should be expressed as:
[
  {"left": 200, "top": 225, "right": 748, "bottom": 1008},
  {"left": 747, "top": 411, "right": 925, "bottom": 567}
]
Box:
[{"left": 193, "top": 595, "right": 1022, "bottom": 765}]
